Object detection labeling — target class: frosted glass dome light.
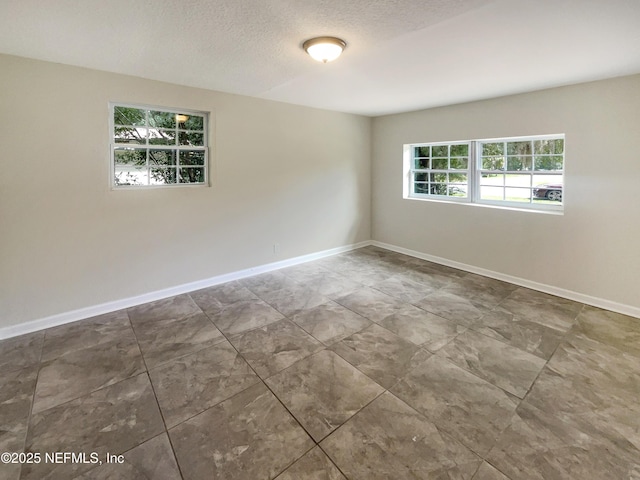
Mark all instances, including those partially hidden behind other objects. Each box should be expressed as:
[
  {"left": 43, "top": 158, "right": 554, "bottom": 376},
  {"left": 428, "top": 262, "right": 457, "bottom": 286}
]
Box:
[{"left": 303, "top": 37, "right": 346, "bottom": 63}]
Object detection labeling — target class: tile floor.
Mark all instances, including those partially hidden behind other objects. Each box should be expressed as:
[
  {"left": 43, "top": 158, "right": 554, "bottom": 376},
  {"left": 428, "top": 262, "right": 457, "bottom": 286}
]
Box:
[{"left": 1, "top": 246, "right": 639, "bottom": 479}]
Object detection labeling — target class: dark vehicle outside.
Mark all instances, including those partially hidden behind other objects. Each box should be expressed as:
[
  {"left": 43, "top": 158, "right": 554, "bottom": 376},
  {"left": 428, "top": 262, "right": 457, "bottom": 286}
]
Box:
[{"left": 533, "top": 184, "right": 562, "bottom": 201}]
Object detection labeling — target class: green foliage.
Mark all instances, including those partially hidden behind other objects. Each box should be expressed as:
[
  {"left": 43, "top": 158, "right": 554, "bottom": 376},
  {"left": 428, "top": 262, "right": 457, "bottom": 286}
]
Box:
[
  {"left": 481, "top": 139, "right": 563, "bottom": 172},
  {"left": 149, "top": 111, "right": 176, "bottom": 129},
  {"left": 507, "top": 141, "right": 532, "bottom": 155},
  {"left": 181, "top": 151, "right": 206, "bottom": 166},
  {"left": 450, "top": 158, "right": 468, "bottom": 170},
  {"left": 432, "top": 145, "right": 448, "bottom": 157},
  {"left": 414, "top": 146, "right": 430, "bottom": 158},
  {"left": 482, "top": 156, "right": 504, "bottom": 170},
  {"left": 150, "top": 167, "right": 176, "bottom": 184},
  {"left": 113, "top": 106, "right": 207, "bottom": 186},
  {"left": 449, "top": 173, "right": 466, "bottom": 183},
  {"left": 507, "top": 156, "right": 532, "bottom": 171},
  {"left": 415, "top": 158, "right": 429, "bottom": 169},
  {"left": 450, "top": 144, "right": 468, "bottom": 156},
  {"left": 483, "top": 142, "right": 503, "bottom": 156},
  {"left": 534, "top": 155, "right": 563, "bottom": 171},
  {"left": 179, "top": 168, "right": 206, "bottom": 183},
  {"left": 534, "top": 139, "right": 564, "bottom": 155},
  {"left": 114, "top": 107, "right": 145, "bottom": 126},
  {"left": 429, "top": 184, "right": 448, "bottom": 195},
  {"left": 432, "top": 159, "right": 448, "bottom": 169},
  {"left": 114, "top": 148, "right": 145, "bottom": 165}
]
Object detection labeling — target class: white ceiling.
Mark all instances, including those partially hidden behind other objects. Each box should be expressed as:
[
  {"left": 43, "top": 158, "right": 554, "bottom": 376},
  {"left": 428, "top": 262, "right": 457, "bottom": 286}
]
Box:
[{"left": 1, "top": 0, "right": 639, "bottom": 116}]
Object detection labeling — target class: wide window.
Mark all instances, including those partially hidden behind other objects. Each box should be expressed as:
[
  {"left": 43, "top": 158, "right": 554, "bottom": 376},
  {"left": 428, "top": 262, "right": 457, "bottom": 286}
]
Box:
[
  {"left": 110, "top": 104, "right": 209, "bottom": 187},
  {"left": 406, "top": 134, "right": 564, "bottom": 211}
]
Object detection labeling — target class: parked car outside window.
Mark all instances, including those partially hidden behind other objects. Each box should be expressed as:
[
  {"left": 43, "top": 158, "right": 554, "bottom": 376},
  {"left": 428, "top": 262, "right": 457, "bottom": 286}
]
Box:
[{"left": 533, "top": 184, "right": 562, "bottom": 201}]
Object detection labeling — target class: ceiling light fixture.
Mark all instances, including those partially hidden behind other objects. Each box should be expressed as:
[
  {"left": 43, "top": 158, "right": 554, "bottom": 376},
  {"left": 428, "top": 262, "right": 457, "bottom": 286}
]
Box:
[
  {"left": 303, "top": 36, "right": 346, "bottom": 63},
  {"left": 176, "top": 114, "right": 189, "bottom": 124}
]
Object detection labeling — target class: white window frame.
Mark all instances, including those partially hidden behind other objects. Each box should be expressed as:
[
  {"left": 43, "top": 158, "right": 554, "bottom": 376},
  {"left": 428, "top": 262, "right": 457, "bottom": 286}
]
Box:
[
  {"left": 109, "top": 102, "right": 210, "bottom": 189},
  {"left": 406, "top": 140, "right": 471, "bottom": 203},
  {"left": 404, "top": 134, "right": 565, "bottom": 213}
]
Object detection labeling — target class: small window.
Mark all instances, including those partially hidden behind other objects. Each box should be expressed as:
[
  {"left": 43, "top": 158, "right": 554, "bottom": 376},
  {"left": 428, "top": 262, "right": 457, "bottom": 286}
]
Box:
[
  {"left": 406, "top": 134, "right": 564, "bottom": 212},
  {"left": 110, "top": 104, "right": 209, "bottom": 187}
]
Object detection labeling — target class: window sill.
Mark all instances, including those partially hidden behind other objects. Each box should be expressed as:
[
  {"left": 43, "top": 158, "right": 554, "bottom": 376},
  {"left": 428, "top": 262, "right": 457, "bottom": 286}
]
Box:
[{"left": 404, "top": 195, "right": 564, "bottom": 215}]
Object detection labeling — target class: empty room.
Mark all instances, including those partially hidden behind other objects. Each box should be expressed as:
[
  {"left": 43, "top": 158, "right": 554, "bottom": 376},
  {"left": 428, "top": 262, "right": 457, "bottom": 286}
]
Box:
[{"left": 1, "top": 0, "right": 639, "bottom": 479}]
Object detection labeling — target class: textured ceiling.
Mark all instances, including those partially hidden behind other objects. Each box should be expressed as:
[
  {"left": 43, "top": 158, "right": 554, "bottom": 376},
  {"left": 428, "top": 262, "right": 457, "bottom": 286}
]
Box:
[{"left": 1, "top": 0, "right": 639, "bottom": 115}]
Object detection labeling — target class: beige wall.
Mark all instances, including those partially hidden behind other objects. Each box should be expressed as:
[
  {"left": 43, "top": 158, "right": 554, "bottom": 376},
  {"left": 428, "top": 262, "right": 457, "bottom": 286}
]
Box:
[
  {"left": 372, "top": 75, "right": 640, "bottom": 310},
  {"left": 2, "top": 53, "right": 638, "bottom": 331},
  {"left": 0, "top": 54, "right": 371, "bottom": 329}
]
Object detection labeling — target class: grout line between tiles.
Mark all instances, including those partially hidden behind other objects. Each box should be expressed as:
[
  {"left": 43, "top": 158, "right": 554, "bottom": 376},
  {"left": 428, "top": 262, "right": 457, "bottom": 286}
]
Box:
[
  {"left": 217, "top": 326, "right": 323, "bottom": 460},
  {"left": 517, "top": 302, "right": 587, "bottom": 404},
  {"left": 162, "top": 306, "right": 323, "bottom": 473},
  {"left": 315, "top": 443, "right": 351, "bottom": 480},
  {"left": 126, "top": 310, "right": 187, "bottom": 480},
  {"left": 482, "top": 459, "right": 515, "bottom": 480},
  {"left": 18, "top": 332, "right": 45, "bottom": 480}
]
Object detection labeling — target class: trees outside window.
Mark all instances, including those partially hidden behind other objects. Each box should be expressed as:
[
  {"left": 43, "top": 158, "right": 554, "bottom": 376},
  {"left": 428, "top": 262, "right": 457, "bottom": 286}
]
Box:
[
  {"left": 406, "top": 135, "right": 564, "bottom": 211},
  {"left": 111, "top": 105, "right": 208, "bottom": 187}
]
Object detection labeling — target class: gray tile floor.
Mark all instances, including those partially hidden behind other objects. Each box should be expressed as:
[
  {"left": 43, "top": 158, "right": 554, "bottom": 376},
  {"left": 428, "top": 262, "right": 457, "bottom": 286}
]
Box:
[{"left": 1, "top": 246, "right": 639, "bottom": 479}]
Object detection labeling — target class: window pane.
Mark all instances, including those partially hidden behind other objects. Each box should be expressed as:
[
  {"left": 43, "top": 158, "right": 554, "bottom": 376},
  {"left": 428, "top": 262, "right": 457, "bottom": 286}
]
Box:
[
  {"left": 180, "top": 150, "right": 206, "bottom": 166},
  {"left": 415, "top": 158, "right": 429, "bottom": 169},
  {"left": 449, "top": 173, "right": 467, "bottom": 183},
  {"left": 114, "top": 107, "right": 145, "bottom": 127},
  {"left": 149, "top": 111, "right": 176, "bottom": 129},
  {"left": 534, "top": 139, "right": 564, "bottom": 155},
  {"left": 414, "top": 146, "right": 430, "bottom": 158},
  {"left": 505, "top": 174, "right": 532, "bottom": 188},
  {"left": 480, "top": 173, "right": 504, "bottom": 186},
  {"left": 430, "top": 173, "right": 447, "bottom": 183},
  {"left": 483, "top": 142, "right": 503, "bottom": 156},
  {"left": 533, "top": 174, "right": 563, "bottom": 186},
  {"left": 450, "top": 144, "right": 468, "bottom": 156},
  {"left": 506, "top": 156, "right": 532, "bottom": 171},
  {"left": 415, "top": 173, "right": 428, "bottom": 182},
  {"left": 149, "top": 149, "right": 177, "bottom": 166},
  {"left": 178, "top": 132, "right": 204, "bottom": 146},
  {"left": 179, "top": 167, "right": 206, "bottom": 183},
  {"left": 505, "top": 187, "right": 531, "bottom": 203},
  {"left": 448, "top": 185, "right": 467, "bottom": 197},
  {"left": 150, "top": 167, "right": 177, "bottom": 184},
  {"left": 480, "top": 173, "right": 504, "bottom": 200},
  {"left": 184, "top": 115, "right": 204, "bottom": 131},
  {"left": 430, "top": 184, "right": 448, "bottom": 195},
  {"left": 534, "top": 155, "right": 563, "bottom": 171},
  {"left": 114, "top": 148, "right": 146, "bottom": 166},
  {"left": 533, "top": 175, "right": 563, "bottom": 202},
  {"left": 432, "top": 159, "right": 448, "bottom": 170},
  {"left": 431, "top": 145, "right": 448, "bottom": 157},
  {"left": 482, "top": 156, "right": 504, "bottom": 170},
  {"left": 480, "top": 185, "right": 504, "bottom": 201},
  {"left": 507, "top": 141, "right": 532, "bottom": 155},
  {"left": 450, "top": 157, "right": 468, "bottom": 170},
  {"left": 414, "top": 183, "right": 429, "bottom": 194},
  {"left": 114, "top": 126, "right": 146, "bottom": 144},
  {"left": 149, "top": 129, "right": 176, "bottom": 146},
  {"left": 114, "top": 166, "right": 147, "bottom": 186}
]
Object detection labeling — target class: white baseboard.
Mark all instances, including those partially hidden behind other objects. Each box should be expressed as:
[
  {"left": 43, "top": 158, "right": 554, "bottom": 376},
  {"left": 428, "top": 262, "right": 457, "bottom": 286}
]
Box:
[
  {"left": 371, "top": 240, "right": 640, "bottom": 319},
  {"left": 0, "top": 241, "right": 372, "bottom": 340},
  {"left": 4, "top": 238, "right": 637, "bottom": 340}
]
